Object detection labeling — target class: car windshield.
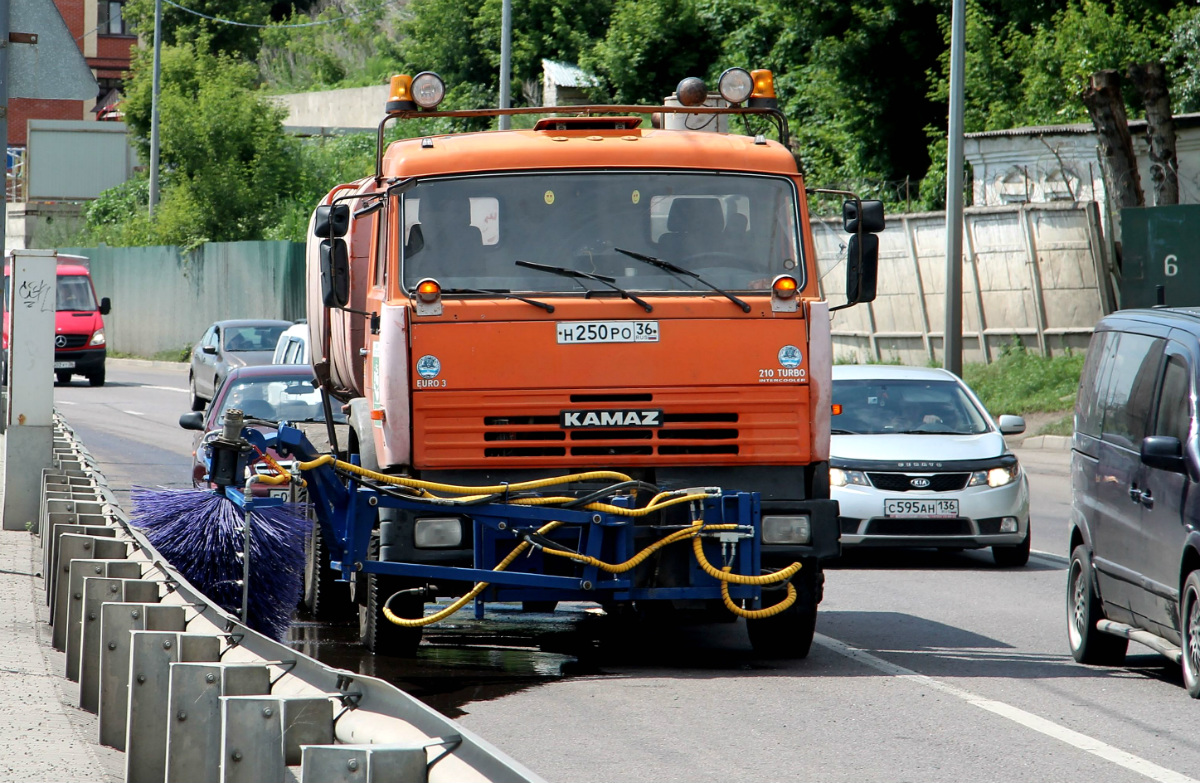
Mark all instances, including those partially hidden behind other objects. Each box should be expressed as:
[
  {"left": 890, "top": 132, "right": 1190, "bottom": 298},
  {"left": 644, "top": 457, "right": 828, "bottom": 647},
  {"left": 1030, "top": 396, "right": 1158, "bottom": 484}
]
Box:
[
  {"left": 399, "top": 171, "right": 802, "bottom": 293},
  {"left": 832, "top": 379, "right": 991, "bottom": 435},
  {"left": 223, "top": 325, "right": 286, "bottom": 352},
  {"left": 57, "top": 275, "right": 96, "bottom": 311},
  {"left": 215, "top": 376, "right": 347, "bottom": 425}
]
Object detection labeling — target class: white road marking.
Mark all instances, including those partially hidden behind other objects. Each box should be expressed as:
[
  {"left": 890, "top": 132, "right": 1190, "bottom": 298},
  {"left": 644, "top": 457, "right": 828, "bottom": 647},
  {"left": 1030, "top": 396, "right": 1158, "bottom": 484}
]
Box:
[
  {"left": 123, "top": 410, "right": 145, "bottom": 416},
  {"left": 56, "top": 401, "right": 76, "bottom": 405},
  {"left": 141, "top": 385, "right": 189, "bottom": 393},
  {"left": 815, "top": 633, "right": 1198, "bottom": 783}
]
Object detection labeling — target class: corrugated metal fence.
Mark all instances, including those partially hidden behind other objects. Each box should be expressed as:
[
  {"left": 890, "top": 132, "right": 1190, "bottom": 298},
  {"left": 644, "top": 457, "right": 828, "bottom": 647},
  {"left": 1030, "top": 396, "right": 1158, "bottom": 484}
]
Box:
[
  {"left": 60, "top": 242, "right": 305, "bottom": 357},
  {"left": 815, "top": 201, "right": 1115, "bottom": 365}
]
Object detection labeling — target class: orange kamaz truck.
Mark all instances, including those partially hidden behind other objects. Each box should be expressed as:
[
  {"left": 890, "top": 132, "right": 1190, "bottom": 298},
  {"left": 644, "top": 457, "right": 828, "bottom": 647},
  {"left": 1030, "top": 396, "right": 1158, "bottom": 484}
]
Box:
[{"left": 302, "top": 68, "right": 881, "bottom": 657}]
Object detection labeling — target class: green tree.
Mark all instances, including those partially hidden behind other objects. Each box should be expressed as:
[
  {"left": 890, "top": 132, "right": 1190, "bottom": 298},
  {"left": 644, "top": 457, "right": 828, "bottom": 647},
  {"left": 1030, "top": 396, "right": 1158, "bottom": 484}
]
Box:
[
  {"left": 124, "top": 0, "right": 272, "bottom": 59},
  {"left": 112, "top": 42, "right": 303, "bottom": 247}
]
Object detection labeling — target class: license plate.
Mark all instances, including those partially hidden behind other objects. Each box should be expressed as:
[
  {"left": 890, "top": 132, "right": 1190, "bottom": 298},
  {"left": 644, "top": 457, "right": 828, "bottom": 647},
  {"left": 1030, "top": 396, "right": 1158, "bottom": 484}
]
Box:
[
  {"left": 884, "top": 498, "right": 959, "bottom": 518},
  {"left": 53, "top": 361, "right": 75, "bottom": 369},
  {"left": 269, "top": 487, "right": 306, "bottom": 502},
  {"left": 556, "top": 320, "right": 659, "bottom": 344}
]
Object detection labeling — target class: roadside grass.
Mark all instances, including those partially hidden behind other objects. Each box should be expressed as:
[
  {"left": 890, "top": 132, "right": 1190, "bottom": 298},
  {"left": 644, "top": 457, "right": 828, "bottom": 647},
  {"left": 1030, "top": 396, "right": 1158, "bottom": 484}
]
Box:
[
  {"left": 1036, "top": 412, "right": 1074, "bottom": 437},
  {"left": 962, "top": 347, "right": 1085, "bottom": 416},
  {"left": 109, "top": 347, "right": 190, "bottom": 362}
]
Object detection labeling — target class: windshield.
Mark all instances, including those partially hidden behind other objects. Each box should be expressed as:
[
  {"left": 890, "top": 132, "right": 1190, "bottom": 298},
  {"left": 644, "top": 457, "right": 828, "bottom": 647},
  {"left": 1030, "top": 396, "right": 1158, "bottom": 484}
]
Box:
[
  {"left": 215, "top": 376, "right": 347, "bottom": 425},
  {"left": 222, "top": 325, "right": 286, "bottom": 352},
  {"left": 399, "top": 171, "right": 802, "bottom": 293},
  {"left": 832, "top": 379, "right": 991, "bottom": 435},
  {"left": 57, "top": 275, "right": 97, "bottom": 312}
]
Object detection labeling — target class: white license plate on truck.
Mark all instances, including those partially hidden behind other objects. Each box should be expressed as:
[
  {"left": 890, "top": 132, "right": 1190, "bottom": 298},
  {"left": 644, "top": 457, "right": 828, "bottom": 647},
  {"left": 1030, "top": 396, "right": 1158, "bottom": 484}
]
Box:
[
  {"left": 53, "top": 361, "right": 75, "bottom": 369},
  {"left": 556, "top": 320, "right": 659, "bottom": 344},
  {"left": 884, "top": 499, "right": 959, "bottom": 518}
]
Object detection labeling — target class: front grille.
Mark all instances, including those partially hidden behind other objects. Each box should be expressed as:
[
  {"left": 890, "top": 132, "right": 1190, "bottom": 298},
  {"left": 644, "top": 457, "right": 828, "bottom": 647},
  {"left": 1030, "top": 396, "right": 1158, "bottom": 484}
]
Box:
[
  {"left": 866, "top": 518, "right": 971, "bottom": 536},
  {"left": 867, "top": 472, "right": 969, "bottom": 492},
  {"left": 483, "top": 409, "right": 741, "bottom": 458},
  {"left": 57, "top": 335, "right": 89, "bottom": 349}
]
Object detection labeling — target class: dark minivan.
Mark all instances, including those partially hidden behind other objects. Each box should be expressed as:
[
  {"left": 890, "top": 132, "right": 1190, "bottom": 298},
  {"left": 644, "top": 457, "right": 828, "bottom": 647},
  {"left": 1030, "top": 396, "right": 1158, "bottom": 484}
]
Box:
[{"left": 1068, "top": 307, "right": 1200, "bottom": 696}]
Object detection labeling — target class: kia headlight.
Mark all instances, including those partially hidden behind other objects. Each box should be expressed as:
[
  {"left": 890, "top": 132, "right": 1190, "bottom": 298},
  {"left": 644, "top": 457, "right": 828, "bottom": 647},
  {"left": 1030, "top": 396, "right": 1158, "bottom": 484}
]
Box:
[
  {"left": 763, "top": 515, "right": 811, "bottom": 545},
  {"left": 830, "top": 468, "right": 870, "bottom": 488},
  {"left": 89, "top": 329, "right": 105, "bottom": 346},
  {"left": 968, "top": 463, "right": 1019, "bottom": 488}
]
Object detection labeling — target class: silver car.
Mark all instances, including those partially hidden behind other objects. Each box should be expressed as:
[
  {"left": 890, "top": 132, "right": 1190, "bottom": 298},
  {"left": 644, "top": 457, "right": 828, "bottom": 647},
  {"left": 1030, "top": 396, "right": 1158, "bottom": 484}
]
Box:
[{"left": 830, "top": 365, "right": 1031, "bottom": 566}]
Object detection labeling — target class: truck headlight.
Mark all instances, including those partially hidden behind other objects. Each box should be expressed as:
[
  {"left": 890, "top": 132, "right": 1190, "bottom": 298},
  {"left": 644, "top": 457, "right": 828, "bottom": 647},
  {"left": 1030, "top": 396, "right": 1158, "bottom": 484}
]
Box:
[
  {"left": 830, "top": 468, "right": 869, "bottom": 487},
  {"left": 968, "top": 463, "right": 1019, "bottom": 488},
  {"left": 89, "top": 329, "right": 105, "bottom": 346},
  {"left": 413, "top": 518, "right": 462, "bottom": 548},
  {"left": 763, "top": 515, "right": 811, "bottom": 545}
]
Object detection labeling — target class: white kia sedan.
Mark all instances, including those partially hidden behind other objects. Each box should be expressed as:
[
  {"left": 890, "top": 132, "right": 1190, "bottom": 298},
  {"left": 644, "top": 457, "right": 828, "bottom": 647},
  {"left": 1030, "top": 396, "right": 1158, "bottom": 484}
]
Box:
[{"left": 830, "top": 365, "right": 1031, "bottom": 566}]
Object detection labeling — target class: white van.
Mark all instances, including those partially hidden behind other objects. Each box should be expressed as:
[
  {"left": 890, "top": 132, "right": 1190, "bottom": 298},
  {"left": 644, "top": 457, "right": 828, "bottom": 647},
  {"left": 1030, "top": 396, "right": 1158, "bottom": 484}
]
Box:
[{"left": 272, "top": 321, "right": 309, "bottom": 365}]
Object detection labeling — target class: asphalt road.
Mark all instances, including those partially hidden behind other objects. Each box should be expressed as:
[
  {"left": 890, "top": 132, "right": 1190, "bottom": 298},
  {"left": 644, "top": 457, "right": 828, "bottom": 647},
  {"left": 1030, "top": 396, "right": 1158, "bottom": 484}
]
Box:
[{"left": 58, "top": 362, "right": 1200, "bottom": 783}]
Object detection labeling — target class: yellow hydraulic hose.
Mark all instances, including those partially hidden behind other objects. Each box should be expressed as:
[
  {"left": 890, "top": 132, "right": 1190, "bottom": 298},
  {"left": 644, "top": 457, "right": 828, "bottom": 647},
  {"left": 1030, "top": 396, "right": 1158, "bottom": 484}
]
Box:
[{"left": 381, "top": 521, "right": 564, "bottom": 627}]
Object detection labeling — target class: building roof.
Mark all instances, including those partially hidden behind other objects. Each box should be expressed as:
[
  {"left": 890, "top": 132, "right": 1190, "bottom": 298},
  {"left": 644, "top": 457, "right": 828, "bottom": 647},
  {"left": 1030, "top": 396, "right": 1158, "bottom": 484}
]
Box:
[
  {"left": 965, "top": 111, "right": 1200, "bottom": 139},
  {"left": 542, "top": 59, "right": 597, "bottom": 88}
]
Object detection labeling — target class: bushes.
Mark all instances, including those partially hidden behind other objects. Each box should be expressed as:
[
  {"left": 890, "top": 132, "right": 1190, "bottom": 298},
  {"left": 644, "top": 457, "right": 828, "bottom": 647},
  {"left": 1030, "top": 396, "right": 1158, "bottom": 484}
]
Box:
[{"left": 962, "top": 343, "right": 1086, "bottom": 416}]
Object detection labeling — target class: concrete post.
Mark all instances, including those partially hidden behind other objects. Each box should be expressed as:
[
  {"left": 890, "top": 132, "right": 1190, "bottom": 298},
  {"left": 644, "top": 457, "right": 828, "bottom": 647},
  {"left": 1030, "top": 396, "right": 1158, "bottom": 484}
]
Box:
[{"left": 3, "top": 249, "right": 57, "bottom": 529}]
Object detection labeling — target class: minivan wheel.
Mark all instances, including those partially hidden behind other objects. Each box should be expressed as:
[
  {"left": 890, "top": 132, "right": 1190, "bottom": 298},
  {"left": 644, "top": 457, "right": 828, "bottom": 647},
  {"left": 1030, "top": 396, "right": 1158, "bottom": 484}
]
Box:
[
  {"left": 992, "top": 527, "right": 1031, "bottom": 567},
  {"left": 87, "top": 368, "right": 105, "bottom": 387},
  {"left": 1179, "top": 571, "right": 1200, "bottom": 698},
  {"left": 1067, "top": 545, "right": 1127, "bottom": 665}
]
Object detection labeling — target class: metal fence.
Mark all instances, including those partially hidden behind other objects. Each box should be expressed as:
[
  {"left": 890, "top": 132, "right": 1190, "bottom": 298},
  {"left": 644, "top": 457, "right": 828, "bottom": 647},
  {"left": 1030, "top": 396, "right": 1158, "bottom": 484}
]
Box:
[{"left": 815, "top": 201, "right": 1115, "bottom": 365}]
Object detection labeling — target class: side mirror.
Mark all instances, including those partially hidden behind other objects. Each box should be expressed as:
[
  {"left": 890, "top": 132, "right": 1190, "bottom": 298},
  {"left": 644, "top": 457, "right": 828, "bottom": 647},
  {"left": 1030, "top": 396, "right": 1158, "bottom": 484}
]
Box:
[
  {"left": 313, "top": 204, "right": 350, "bottom": 238},
  {"left": 179, "top": 411, "right": 205, "bottom": 431},
  {"left": 99, "top": 297, "right": 111, "bottom": 316},
  {"left": 1141, "top": 435, "right": 1187, "bottom": 473},
  {"left": 201, "top": 344, "right": 217, "bottom": 355},
  {"left": 843, "top": 199, "right": 885, "bottom": 233},
  {"left": 998, "top": 414, "right": 1026, "bottom": 435},
  {"left": 320, "top": 239, "right": 351, "bottom": 308},
  {"left": 845, "top": 233, "right": 879, "bottom": 305}
]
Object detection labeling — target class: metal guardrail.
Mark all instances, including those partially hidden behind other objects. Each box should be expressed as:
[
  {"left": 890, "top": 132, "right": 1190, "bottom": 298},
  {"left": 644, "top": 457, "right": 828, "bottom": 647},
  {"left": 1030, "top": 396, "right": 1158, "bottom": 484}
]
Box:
[{"left": 42, "top": 412, "right": 547, "bottom": 783}]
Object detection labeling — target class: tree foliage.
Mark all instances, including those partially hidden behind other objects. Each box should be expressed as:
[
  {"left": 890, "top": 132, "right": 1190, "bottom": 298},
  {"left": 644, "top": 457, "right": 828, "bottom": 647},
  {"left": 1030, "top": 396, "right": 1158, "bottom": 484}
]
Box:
[{"left": 124, "top": 0, "right": 272, "bottom": 59}]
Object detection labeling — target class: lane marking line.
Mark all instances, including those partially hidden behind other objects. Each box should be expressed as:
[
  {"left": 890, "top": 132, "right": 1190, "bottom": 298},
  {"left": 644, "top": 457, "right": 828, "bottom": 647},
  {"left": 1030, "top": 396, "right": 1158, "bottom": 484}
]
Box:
[
  {"left": 56, "top": 401, "right": 76, "bottom": 406},
  {"left": 123, "top": 410, "right": 145, "bottom": 416},
  {"left": 141, "top": 385, "right": 189, "bottom": 393},
  {"left": 814, "top": 633, "right": 1198, "bottom": 783}
]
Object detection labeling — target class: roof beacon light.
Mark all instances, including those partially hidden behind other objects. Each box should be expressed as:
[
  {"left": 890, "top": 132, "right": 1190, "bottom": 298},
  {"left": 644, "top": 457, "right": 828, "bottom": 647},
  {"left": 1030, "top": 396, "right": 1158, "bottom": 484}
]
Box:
[
  {"left": 386, "top": 74, "right": 416, "bottom": 113},
  {"left": 411, "top": 71, "right": 446, "bottom": 110},
  {"left": 771, "top": 274, "right": 799, "bottom": 313},
  {"left": 675, "top": 76, "right": 709, "bottom": 108},
  {"left": 415, "top": 278, "right": 443, "bottom": 316},
  {"left": 718, "top": 68, "right": 754, "bottom": 105},
  {"left": 749, "top": 69, "right": 778, "bottom": 109}
]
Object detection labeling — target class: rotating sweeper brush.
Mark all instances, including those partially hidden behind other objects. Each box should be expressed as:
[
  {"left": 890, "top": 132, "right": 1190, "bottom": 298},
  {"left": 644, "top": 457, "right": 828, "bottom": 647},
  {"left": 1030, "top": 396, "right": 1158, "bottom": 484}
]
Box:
[{"left": 130, "top": 409, "right": 309, "bottom": 639}]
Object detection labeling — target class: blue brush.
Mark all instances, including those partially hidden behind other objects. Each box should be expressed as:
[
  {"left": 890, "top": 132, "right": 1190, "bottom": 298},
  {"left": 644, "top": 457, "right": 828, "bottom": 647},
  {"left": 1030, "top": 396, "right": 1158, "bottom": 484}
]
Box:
[{"left": 130, "top": 487, "right": 309, "bottom": 639}]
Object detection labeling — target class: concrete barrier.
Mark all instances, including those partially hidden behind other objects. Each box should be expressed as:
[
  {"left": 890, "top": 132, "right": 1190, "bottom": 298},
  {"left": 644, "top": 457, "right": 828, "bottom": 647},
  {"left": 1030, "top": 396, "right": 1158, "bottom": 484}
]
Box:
[{"left": 39, "top": 412, "right": 547, "bottom": 783}]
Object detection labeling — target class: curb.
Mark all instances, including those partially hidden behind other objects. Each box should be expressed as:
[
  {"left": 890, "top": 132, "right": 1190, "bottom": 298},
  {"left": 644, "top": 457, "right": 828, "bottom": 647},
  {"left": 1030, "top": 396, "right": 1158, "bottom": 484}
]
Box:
[
  {"left": 1016, "top": 434, "right": 1071, "bottom": 451},
  {"left": 108, "top": 357, "right": 188, "bottom": 371}
]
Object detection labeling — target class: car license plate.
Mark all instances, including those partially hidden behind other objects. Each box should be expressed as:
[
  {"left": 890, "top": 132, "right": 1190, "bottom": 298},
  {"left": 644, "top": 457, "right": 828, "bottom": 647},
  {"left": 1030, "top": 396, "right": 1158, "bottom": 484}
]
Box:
[
  {"left": 885, "top": 498, "right": 959, "bottom": 518},
  {"left": 556, "top": 320, "right": 659, "bottom": 344},
  {"left": 53, "top": 361, "right": 75, "bottom": 369}
]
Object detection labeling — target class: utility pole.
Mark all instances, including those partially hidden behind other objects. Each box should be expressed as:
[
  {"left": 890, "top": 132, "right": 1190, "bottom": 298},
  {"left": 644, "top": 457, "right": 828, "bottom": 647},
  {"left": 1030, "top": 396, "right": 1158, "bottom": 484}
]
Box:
[
  {"left": 1, "top": 0, "right": 10, "bottom": 259},
  {"left": 498, "top": 0, "right": 511, "bottom": 130},
  {"left": 148, "top": 0, "right": 163, "bottom": 215},
  {"left": 942, "top": 0, "right": 966, "bottom": 376}
]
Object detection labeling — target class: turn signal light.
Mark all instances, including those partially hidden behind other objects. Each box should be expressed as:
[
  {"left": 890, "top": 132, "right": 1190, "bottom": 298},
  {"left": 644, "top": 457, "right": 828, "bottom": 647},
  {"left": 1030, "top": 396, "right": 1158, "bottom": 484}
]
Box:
[
  {"left": 749, "top": 69, "right": 778, "bottom": 108},
  {"left": 370, "top": 409, "right": 386, "bottom": 421},
  {"left": 416, "top": 278, "right": 441, "bottom": 302},
  {"left": 386, "top": 74, "right": 416, "bottom": 113},
  {"left": 771, "top": 274, "right": 799, "bottom": 313},
  {"left": 832, "top": 404, "right": 843, "bottom": 415}
]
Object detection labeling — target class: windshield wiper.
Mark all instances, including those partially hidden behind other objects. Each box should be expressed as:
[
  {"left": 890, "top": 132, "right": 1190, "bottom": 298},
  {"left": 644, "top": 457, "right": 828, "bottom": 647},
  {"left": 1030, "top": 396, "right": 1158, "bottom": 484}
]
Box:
[
  {"left": 613, "top": 248, "right": 751, "bottom": 313},
  {"left": 515, "top": 260, "right": 652, "bottom": 313},
  {"left": 441, "top": 287, "right": 555, "bottom": 313}
]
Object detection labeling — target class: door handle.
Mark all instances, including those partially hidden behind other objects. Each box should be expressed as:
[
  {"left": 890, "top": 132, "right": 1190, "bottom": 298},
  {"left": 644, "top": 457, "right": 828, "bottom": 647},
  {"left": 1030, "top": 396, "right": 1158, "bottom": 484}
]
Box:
[
  {"left": 1129, "top": 485, "right": 1142, "bottom": 502},
  {"left": 1140, "top": 490, "right": 1154, "bottom": 509}
]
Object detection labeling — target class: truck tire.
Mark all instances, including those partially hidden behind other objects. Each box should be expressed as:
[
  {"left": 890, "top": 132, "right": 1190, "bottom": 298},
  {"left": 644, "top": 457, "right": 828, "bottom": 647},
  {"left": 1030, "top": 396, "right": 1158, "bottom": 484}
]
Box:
[
  {"left": 303, "top": 519, "right": 353, "bottom": 621},
  {"left": 359, "top": 538, "right": 423, "bottom": 656},
  {"left": 747, "top": 566, "right": 819, "bottom": 659},
  {"left": 56, "top": 371, "right": 71, "bottom": 385},
  {"left": 88, "top": 367, "right": 105, "bottom": 387}
]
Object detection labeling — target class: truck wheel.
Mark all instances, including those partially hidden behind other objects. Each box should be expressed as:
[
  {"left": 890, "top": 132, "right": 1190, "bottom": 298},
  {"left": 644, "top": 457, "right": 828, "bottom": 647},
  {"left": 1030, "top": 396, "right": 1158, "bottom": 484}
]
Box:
[
  {"left": 993, "top": 526, "right": 1031, "bottom": 567},
  {"left": 359, "top": 572, "right": 424, "bottom": 656},
  {"left": 303, "top": 520, "right": 352, "bottom": 621},
  {"left": 747, "top": 569, "right": 818, "bottom": 659},
  {"left": 88, "top": 368, "right": 105, "bottom": 387},
  {"left": 1066, "top": 545, "right": 1127, "bottom": 665},
  {"left": 56, "top": 371, "right": 71, "bottom": 385}
]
